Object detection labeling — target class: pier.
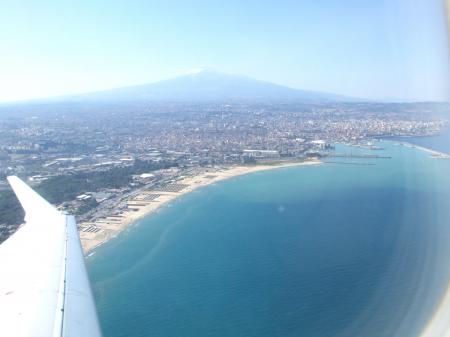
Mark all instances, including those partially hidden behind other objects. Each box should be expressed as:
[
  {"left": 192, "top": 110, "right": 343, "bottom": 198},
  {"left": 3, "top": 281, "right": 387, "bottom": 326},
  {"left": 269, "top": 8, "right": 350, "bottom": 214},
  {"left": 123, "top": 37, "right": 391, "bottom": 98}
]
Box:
[
  {"left": 325, "top": 153, "right": 392, "bottom": 159},
  {"left": 323, "top": 161, "right": 376, "bottom": 166}
]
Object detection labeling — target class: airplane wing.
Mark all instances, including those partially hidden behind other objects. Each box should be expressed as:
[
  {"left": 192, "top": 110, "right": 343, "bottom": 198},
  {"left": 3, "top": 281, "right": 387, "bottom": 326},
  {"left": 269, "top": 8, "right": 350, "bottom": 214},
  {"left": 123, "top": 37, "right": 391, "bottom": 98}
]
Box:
[{"left": 0, "top": 176, "right": 102, "bottom": 337}]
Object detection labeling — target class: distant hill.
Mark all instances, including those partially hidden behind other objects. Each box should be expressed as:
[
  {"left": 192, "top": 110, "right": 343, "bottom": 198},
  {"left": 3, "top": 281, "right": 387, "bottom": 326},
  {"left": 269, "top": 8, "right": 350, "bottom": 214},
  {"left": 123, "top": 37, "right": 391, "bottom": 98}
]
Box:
[{"left": 54, "top": 69, "right": 356, "bottom": 104}]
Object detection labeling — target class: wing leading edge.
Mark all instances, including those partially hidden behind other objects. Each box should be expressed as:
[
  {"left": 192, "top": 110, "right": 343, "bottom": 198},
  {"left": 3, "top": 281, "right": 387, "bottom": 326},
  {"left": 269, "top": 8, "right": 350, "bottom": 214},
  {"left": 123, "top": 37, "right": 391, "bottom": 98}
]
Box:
[{"left": 0, "top": 176, "right": 102, "bottom": 337}]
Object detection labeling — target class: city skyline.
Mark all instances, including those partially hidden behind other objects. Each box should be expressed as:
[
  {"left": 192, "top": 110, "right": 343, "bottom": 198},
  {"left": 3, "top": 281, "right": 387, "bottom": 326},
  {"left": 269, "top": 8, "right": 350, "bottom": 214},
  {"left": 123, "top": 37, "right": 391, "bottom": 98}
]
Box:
[{"left": 0, "top": 0, "right": 449, "bottom": 103}]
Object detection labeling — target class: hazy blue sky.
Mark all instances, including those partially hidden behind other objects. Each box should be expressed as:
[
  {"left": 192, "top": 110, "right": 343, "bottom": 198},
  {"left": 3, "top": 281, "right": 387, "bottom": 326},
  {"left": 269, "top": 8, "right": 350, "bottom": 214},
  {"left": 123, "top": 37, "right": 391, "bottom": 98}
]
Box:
[{"left": 0, "top": 0, "right": 449, "bottom": 102}]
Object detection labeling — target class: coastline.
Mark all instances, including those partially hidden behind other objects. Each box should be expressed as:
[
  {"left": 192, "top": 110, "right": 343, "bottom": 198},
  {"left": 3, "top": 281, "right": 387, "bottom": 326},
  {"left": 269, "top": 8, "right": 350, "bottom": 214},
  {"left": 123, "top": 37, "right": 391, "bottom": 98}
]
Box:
[{"left": 80, "top": 160, "right": 321, "bottom": 255}]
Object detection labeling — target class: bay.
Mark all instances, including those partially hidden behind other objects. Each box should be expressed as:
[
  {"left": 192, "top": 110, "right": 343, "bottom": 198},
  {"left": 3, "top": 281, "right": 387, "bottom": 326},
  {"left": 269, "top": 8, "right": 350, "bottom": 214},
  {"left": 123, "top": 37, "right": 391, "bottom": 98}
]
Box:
[{"left": 87, "top": 142, "right": 450, "bottom": 337}]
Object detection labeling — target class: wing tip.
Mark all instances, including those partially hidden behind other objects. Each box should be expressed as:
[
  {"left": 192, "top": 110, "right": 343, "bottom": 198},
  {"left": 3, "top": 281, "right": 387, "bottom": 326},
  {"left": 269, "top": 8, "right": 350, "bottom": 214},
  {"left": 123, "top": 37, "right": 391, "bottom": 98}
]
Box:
[
  {"left": 7, "top": 176, "right": 31, "bottom": 196},
  {"left": 7, "top": 175, "right": 18, "bottom": 181},
  {"left": 7, "top": 175, "right": 20, "bottom": 186},
  {"left": 7, "top": 175, "right": 59, "bottom": 220}
]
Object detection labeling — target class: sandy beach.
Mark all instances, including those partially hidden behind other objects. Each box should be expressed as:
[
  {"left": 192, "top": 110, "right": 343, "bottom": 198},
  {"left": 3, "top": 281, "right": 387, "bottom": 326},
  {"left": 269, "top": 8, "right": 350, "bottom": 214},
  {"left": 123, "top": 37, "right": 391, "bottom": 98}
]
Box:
[{"left": 80, "top": 160, "right": 321, "bottom": 254}]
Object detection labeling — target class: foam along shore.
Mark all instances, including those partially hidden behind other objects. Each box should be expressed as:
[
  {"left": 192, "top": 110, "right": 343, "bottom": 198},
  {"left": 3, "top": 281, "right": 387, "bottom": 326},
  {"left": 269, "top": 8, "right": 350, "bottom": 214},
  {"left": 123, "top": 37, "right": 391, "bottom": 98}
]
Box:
[
  {"left": 80, "top": 160, "right": 321, "bottom": 254},
  {"left": 397, "top": 142, "right": 450, "bottom": 159}
]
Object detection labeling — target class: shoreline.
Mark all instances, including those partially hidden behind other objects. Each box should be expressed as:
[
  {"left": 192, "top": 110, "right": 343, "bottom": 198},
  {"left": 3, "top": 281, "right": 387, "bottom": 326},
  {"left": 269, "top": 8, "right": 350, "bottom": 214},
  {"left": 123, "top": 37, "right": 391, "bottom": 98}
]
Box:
[{"left": 80, "top": 160, "right": 321, "bottom": 255}]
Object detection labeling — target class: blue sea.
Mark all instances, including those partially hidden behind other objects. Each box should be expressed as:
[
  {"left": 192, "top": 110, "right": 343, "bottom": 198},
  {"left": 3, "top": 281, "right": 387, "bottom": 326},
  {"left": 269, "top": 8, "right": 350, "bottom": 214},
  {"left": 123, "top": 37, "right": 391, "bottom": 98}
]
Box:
[{"left": 87, "top": 142, "right": 450, "bottom": 337}]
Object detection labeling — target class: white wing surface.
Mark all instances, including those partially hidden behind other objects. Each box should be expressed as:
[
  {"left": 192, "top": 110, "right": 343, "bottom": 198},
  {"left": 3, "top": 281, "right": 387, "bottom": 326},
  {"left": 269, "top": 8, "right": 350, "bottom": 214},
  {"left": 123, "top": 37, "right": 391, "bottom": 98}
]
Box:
[{"left": 0, "top": 176, "right": 102, "bottom": 337}]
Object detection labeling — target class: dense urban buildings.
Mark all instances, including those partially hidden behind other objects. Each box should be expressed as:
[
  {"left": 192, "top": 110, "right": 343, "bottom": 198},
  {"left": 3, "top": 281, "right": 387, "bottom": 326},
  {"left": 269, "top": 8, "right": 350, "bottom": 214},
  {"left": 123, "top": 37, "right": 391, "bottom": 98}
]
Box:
[{"left": 0, "top": 101, "right": 448, "bottom": 241}]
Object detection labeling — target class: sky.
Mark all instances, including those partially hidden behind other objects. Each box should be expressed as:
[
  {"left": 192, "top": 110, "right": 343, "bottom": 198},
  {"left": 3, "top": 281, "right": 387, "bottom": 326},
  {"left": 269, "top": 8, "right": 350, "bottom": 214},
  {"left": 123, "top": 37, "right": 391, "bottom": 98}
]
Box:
[{"left": 0, "top": 0, "right": 449, "bottom": 102}]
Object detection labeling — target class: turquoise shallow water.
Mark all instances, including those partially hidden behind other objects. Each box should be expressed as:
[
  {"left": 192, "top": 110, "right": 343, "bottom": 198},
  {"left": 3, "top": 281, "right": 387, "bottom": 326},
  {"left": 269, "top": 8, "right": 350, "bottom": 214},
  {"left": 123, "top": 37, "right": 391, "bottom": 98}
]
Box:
[{"left": 87, "top": 142, "right": 450, "bottom": 337}]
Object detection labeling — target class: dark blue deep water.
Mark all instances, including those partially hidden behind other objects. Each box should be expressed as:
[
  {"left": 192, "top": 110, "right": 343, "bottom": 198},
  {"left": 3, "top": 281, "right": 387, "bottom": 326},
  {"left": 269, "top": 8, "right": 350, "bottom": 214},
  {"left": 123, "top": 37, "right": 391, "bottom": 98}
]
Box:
[{"left": 87, "top": 143, "right": 450, "bottom": 337}]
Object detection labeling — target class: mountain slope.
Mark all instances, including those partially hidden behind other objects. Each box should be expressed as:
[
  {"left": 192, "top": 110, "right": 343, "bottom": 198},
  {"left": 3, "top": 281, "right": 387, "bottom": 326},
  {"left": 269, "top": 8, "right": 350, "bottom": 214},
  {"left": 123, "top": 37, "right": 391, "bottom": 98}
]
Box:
[{"left": 64, "top": 70, "right": 356, "bottom": 103}]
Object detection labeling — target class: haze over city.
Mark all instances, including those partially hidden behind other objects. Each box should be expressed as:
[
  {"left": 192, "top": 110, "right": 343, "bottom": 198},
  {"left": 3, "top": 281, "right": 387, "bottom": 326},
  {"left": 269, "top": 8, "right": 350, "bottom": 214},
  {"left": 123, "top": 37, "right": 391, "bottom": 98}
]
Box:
[{"left": 0, "top": 0, "right": 449, "bottom": 103}]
